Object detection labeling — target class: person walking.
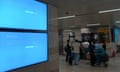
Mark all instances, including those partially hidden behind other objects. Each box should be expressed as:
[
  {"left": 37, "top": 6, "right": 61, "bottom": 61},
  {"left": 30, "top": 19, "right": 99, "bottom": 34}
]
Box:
[{"left": 71, "top": 40, "right": 80, "bottom": 65}]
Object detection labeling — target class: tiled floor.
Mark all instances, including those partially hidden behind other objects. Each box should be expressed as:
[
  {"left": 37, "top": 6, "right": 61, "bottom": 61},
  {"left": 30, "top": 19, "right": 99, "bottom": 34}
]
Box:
[{"left": 59, "top": 54, "right": 120, "bottom": 72}]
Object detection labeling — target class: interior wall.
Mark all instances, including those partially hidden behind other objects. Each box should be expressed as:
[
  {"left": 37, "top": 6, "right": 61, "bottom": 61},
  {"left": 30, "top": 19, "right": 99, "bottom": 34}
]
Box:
[{"left": 13, "top": 4, "right": 59, "bottom": 72}]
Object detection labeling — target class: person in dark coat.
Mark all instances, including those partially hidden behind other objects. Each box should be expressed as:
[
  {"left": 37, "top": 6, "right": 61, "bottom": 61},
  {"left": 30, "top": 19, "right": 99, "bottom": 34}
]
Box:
[
  {"left": 65, "top": 40, "right": 71, "bottom": 62},
  {"left": 65, "top": 40, "right": 73, "bottom": 65},
  {"left": 102, "top": 42, "right": 106, "bottom": 51},
  {"left": 89, "top": 41, "right": 96, "bottom": 66}
]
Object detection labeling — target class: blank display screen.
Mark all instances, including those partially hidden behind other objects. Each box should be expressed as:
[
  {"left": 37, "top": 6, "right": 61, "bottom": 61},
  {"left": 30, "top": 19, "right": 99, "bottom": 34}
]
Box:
[
  {"left": 0, "top": 32, "right": 47, "bottom": 72},
  {"left": 0, "top": 0, "right": 47, "bottom": 30}
]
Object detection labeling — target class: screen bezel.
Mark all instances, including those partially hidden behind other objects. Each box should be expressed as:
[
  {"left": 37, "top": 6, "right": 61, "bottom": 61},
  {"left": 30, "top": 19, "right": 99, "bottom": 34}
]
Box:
[{"left": 0, "top": 0, "right": 48, "bottom": 72}]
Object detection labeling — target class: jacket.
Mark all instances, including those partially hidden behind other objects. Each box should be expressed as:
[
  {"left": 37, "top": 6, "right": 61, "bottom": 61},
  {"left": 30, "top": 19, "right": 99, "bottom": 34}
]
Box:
[{"left": 95, "top": 47, "right": 106, "bottom": 56}]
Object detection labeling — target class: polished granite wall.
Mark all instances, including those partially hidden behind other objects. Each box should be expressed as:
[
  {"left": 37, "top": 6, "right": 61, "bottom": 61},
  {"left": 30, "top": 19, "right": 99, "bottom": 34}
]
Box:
[{"left": 13, "top": 5, "right": 59, "bottom": 72}]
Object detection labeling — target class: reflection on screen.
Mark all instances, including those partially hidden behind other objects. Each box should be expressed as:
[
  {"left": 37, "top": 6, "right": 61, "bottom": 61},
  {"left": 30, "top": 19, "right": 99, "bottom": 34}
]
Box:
[
  {"left": 0, "top": 0, "right": 47, "bottom": 30},
  {"left": 0, "top": 32, "right": 47, "bottom": 72}
]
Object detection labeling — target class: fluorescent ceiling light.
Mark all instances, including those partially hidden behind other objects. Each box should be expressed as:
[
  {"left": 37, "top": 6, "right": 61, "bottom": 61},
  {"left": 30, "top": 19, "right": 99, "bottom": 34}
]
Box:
[
  {"left": 64, "top": 29, "right": 72, "bottom": 32},
  {"left": 98, "top": 8, "right": 120, "bottom": 14},
  {"left": 55, "top": 15, "right": 76, "bottom": 20},
  {"left": 50, "top": 8, "right": 120, "bottom": 21},
  {"left": 87, "top": 24, "right": 100, "bottom": 26},
  {"left": 115, "top": 21, "right": 120, "bottom": 23},
  {"left": 69, "top": 26, "right": 76, "bottom": 28}
]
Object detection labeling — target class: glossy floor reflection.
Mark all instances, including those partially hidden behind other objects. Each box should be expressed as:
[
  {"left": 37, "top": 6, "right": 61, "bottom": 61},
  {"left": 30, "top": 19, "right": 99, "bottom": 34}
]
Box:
[{"left": 59, "top": 54, "right": 120, "bottom": 72}]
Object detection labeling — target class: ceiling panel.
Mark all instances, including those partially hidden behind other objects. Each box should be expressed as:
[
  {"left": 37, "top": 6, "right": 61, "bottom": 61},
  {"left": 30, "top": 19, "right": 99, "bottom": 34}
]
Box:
[{"left": 41, "top": 0, "right": 120, "bottom": 30}]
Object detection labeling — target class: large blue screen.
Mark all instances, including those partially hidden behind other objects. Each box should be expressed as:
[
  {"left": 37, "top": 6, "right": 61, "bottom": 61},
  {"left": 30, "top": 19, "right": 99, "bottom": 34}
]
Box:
[
  {"left": 0, "top": 0, "right": 47, "bottom": 30},
  {"left": 0, "top": 32, "right": 47, "bottom": 72}
]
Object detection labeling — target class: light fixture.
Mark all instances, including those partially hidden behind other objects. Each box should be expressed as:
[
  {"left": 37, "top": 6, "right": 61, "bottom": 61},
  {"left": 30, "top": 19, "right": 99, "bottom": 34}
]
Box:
[
  {"left": 69, "top": 26, "right": 76, "bottom": 28},
  {"left": 50, "top": 8, "right": 120, "bottom": 20},
  {"left": 115, "top": 21, "right": 120, "bottom": 23},
  {"left": 86, "top": 24, "right": 100, "bottom": 26},
  {"left": 55, "top": 15, "right": 76, "bottom": 20},
  {"left": 98, "top": 8, "right": 120, "bottom": 14},
  {"left": 64, "top": 29, "right": 72, "bottom": 32}
]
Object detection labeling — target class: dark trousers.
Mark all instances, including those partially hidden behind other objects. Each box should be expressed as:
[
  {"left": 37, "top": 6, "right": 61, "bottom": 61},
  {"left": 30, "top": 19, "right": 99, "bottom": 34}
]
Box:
[
  {"left": 90, "top": 54, "right": 96, "bottom": 66},
  {"left": 66, "top": 52, "right": 71, "bottom": 62},
  {"left": 96, "top": 55, "right": 102, "bottom": 65},
  {"left": 66, "top": 52, "right": 73, "bottom": 65},
  {"left": 66, "top": 53, "right": 69, "bottom": 62}
]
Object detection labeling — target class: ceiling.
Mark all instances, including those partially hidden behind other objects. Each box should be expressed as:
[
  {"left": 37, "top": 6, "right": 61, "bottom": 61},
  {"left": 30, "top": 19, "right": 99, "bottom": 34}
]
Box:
[{"left": 41, "top": 0, "right": 120, "bottom": 30}]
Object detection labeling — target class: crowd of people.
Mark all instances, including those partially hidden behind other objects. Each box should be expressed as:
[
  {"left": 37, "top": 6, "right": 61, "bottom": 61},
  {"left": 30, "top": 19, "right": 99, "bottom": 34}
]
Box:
[{"left": 64, "top": 39, "right": 109, "bottom": 67}]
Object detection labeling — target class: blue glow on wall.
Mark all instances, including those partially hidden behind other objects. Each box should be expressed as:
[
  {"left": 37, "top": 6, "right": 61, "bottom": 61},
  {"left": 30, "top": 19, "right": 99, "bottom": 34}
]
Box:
[
  {"left": 0, "top": 32, "right": 47, "bottom": 72},
  {"left": 114, "top": 28, "right": 119, "bottom": 42},
  {"left": 0, "top": 0, "right": 47, "bottom": 30}
]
